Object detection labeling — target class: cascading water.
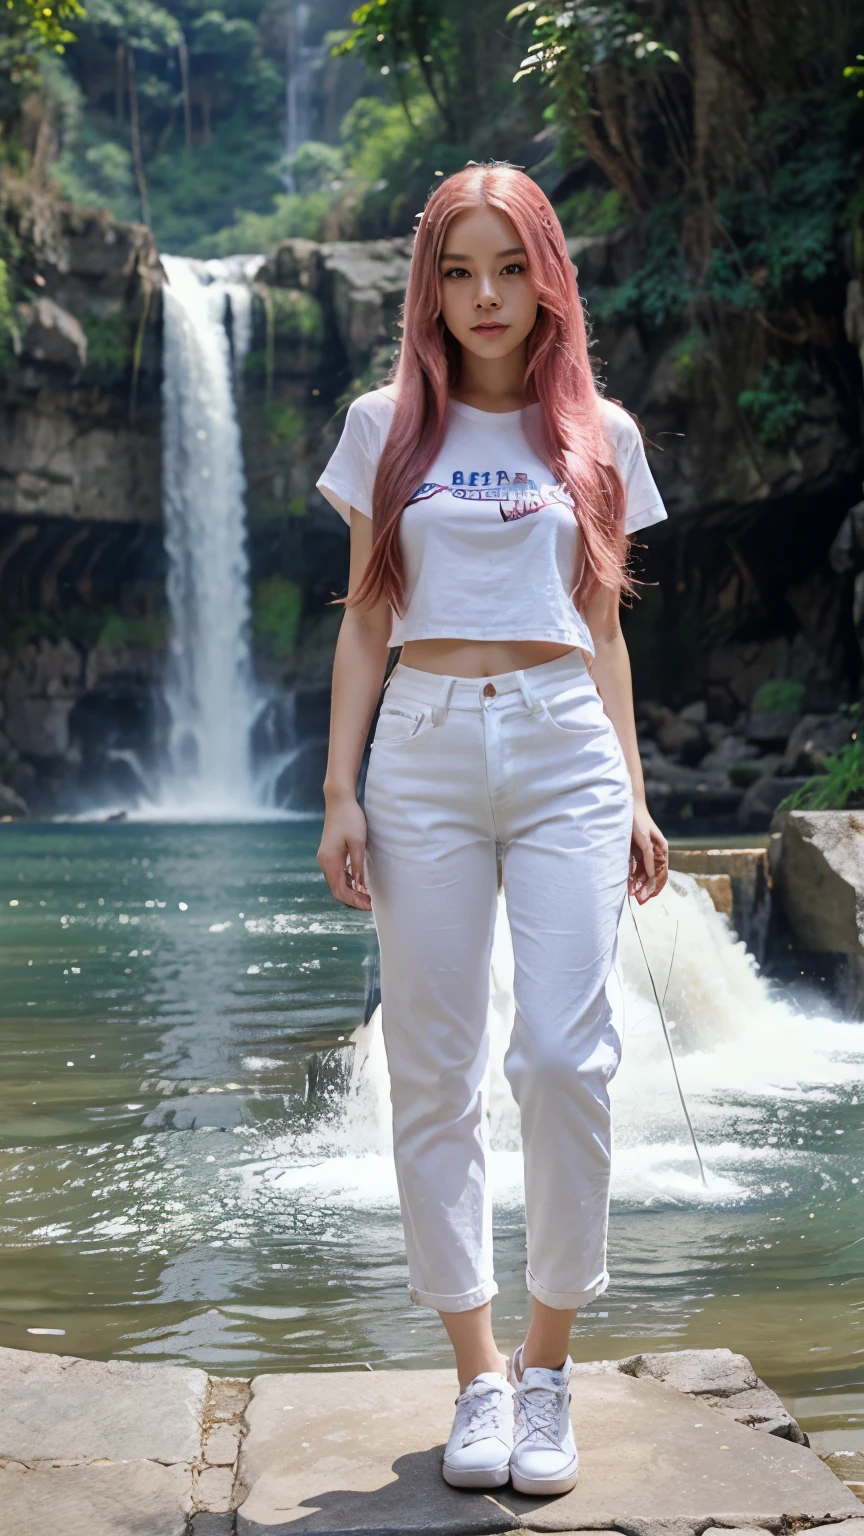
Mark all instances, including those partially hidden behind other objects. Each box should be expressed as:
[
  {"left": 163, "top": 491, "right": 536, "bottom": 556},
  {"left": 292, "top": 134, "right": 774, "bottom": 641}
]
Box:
[
  {"left": 266, "top": 872, "right": 863, "bottom": 1208},
  {"left": 158, "top": 254, "right": 266, "bottom": 816}
]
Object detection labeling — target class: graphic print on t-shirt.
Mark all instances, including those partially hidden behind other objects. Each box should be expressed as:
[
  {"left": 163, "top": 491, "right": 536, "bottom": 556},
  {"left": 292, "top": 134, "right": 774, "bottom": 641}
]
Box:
[{"left": 408, "top": 468, "right": 571, "bottom": 524}]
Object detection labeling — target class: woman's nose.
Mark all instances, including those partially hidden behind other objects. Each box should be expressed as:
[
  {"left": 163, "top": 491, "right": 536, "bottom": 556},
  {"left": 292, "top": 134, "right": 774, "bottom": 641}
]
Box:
[{"left": 474, "top": 283, "right": 501, "bottom": 310}]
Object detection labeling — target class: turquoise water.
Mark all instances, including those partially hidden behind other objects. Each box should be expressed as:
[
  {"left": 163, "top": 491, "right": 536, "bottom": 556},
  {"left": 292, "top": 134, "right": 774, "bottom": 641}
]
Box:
[{"left": 0, "top": 820, "right": 862, "bottom": 1451}]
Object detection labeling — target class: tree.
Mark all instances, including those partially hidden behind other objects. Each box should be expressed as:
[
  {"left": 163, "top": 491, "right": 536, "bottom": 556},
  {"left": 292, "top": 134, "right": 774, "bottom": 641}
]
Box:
[{"left": 509, "top": 0, "right": 864, "bottom": 326}]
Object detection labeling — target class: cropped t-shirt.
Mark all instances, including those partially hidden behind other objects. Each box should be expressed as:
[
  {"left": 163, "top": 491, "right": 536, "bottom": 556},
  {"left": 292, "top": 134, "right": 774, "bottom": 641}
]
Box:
[{"left": 315, "top": 390, "right": 667, "bottom": 655}]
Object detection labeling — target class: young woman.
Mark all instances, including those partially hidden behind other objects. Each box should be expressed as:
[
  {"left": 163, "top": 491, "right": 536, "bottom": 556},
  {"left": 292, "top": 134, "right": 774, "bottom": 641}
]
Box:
[{"left": 316, "top": 163, "right": 668, "bottom": 1498}]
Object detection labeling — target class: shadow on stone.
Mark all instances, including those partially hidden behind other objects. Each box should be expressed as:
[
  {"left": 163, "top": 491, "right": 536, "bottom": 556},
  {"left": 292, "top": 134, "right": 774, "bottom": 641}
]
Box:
[{"left": 237, "top": 1445, "right": 515, "bottom": 1535}]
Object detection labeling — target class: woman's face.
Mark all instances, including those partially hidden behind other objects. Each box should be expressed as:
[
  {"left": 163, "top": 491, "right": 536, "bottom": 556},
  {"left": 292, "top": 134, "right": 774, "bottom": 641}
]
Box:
[{"left": 437, "top": 204, "right": 539, "bottom": 361}]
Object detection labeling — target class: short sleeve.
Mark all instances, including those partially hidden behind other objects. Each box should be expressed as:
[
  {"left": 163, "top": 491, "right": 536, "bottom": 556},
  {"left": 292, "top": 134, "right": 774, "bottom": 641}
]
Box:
[
  {"left": 315, "top": 393, "right": 387, "bottom": 523},
  {"left": 601, "top": 401, "right": 668, "bottom": 535}
]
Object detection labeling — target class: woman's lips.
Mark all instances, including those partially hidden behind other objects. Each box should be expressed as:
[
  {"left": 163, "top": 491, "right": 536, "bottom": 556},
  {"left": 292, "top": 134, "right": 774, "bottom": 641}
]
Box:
[{"left": 471, "top": 322, "right": 509, "bottom": 337}]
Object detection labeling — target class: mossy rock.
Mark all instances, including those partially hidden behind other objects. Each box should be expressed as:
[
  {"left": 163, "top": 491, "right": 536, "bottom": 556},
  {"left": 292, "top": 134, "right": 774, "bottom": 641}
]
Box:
[{"left": 81, "top": 311, "right": 136, "bottom": 385}]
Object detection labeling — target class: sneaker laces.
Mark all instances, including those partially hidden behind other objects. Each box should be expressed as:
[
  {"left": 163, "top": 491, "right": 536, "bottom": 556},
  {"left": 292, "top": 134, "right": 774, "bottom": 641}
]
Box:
[
  {"left": 514, "top": 1378, "right": 567, "bottom": 1449},
  {"left": 452, "top": 1380, "right": 508, "bottom": 1447}
]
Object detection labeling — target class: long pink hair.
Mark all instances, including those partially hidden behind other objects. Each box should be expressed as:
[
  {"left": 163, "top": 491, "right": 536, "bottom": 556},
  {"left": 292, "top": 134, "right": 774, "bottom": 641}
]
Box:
[{"left": 350, "top": 163, "right": 629, "bottom": 615}]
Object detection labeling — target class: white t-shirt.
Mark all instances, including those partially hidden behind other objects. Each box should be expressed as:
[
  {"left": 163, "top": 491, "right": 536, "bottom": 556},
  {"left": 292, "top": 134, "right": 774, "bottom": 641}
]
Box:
[{"left": 316, "top": 390, "right": 667, "bottom": 654}]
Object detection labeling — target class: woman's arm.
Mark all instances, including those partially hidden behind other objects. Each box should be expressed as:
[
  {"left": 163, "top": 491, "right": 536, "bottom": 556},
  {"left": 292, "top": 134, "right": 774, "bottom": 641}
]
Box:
[
  {"left": 582, "top": 581, "right": 668, "bottom": 904},
  {"left": 317, "top": 509, "right": 392, "bottom": 911}
]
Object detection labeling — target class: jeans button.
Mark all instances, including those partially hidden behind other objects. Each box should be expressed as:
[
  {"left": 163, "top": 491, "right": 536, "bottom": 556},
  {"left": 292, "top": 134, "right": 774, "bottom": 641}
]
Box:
[{"left": 483, "top": 683, "right": 497, "bottom": 698}]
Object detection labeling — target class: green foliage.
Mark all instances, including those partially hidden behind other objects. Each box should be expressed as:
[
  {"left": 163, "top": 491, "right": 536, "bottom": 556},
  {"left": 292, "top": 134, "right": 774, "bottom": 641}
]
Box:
[
  {"left": 778, "top": 739, "right": 864, "bottom": 812},
  {"left": 556, "top": 186, "right": 625, "bottom": 239},
  {"left": 261, "top": 399, "right": 304, "bottom": 447},
  {"left": 752, "top": 679, "right": 806, "bottom": 714},
  {"left": 267, "top": 287, "right": 324, "bottom": 346},
  {"left": 28, "top": 0, "right": 313, "bottom": 248},
  {"left": 0, "top": 255, "right": 20, "bottom": 370},
  {"left": 704, "top": 98, "right": 856, "bottom": 308},
  {"left": 252, "top": 575, "right": 303, "bottom": 658},
  {"left": 508, "top": 0, "right": 679, "bottom": 173},
  {"left": 669, "top": 329, "right": 706, "bottom": 382},
  {"left": 82, "top": 309, "right": 134, "bottom": 380},
  {"left": 0, "top": 0, "right": 84, "bottom": 77},
  {"left": 286, "top": 138, "right": 343, "bottom": 194},
  {"left": 727, "top": 761, "right": 765, "bottom": 788},
  {"left": 844, "top": 53, "right": 864, "bottom": 98},
  {"left": 55, "top": 134, "right": 137, "bottom": 215},
  {"left": 204, "top": 91, "right": 441, "bottom": 251},
  {"left": 587, "top": 200, "right": 687, "bottom": 328},
  {"left": 204, "top": 191, "right": 332, "bottom": 256},
  {"left": 97, "top": 610, "right": 167, "bottom": 648},
  {"left": 509, "top": 1, "right": 679, "bottom": 88},
  {"left": 738, "top": 360, "right": 808, "bottom": 446}
]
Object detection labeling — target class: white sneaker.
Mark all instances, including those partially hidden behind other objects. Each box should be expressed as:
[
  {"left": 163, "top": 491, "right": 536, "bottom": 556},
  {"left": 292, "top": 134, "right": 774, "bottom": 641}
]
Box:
[
  {"left": 442, "top": 1371, "right": 514, "bottom": 1488},
  {"left": 509, "top": 1345, "right": 579, "bottom": 1495}
]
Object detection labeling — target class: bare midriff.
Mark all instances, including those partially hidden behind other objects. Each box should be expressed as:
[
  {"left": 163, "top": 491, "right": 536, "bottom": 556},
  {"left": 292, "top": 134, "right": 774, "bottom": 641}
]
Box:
[{"left": 398, "top": 638, "right": 579, "bottom": 679}]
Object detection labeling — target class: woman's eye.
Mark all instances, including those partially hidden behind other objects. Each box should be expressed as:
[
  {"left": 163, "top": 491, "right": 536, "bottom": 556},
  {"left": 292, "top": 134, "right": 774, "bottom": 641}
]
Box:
[
  {"left": 442, "top": 267, "right": 469, "bottom": 279},
  {"left": 501, "top": 263, "right": 526, "bottom": 276}
]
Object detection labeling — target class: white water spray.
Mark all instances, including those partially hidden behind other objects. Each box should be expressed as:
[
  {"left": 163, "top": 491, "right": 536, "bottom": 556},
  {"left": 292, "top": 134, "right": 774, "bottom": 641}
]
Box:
[
  {"left": 267, "top": 873, "right": 864, "bottom": 1209},
  {"left": 159, "top": 254, "right": 265, "bottom": 815}
]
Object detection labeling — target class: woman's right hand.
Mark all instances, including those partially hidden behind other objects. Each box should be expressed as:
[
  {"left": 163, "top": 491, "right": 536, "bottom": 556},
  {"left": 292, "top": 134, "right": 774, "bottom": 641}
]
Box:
[{"left": 317, "top": 792, "right": 371, "bottom": 911}]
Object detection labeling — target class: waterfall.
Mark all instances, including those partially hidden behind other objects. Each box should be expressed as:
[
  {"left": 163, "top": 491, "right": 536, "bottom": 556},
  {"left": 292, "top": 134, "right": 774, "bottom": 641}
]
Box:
[{"left": 158, "top": 254, "right": 266, "bottom": 816}]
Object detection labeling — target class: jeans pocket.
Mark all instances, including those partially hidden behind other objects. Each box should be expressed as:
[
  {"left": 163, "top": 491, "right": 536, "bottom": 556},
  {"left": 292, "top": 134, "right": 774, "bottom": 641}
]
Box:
[
  {"left": 537, "top": 686, "right": 610, "bottom": 737},
  {"left": 374, "top": 705, "right": 429, "bottom": 746}
]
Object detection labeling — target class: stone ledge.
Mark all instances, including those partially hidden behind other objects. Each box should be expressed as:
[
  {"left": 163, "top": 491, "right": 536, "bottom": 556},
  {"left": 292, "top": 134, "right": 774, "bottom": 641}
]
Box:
[{"left": 0, "top": 1345, "right": 858, "bottom": 1536}]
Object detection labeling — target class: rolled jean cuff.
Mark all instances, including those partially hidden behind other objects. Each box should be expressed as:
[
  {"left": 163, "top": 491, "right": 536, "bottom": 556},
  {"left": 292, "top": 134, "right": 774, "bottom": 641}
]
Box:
[
  {"left": 409, "top": 1280, "right": 499, "bottom": 1312},
  {"left": 526, "top": 1267, "right": 609, "bottom": 1309}
]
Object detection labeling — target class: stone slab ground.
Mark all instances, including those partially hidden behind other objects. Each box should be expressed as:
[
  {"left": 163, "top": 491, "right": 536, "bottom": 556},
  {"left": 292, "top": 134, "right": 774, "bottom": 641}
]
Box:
[{"left": 0, "top": 1344, "right": 861, "bottom": 1536}]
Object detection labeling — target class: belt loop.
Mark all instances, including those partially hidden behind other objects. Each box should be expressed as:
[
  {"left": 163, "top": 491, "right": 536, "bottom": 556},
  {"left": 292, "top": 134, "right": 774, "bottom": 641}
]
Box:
[
  {"left": 515, "top": 669, "right": 544, "bottom": 716},
  {"left": 431, "top": 674, "right": 456, "bottom": 726}
]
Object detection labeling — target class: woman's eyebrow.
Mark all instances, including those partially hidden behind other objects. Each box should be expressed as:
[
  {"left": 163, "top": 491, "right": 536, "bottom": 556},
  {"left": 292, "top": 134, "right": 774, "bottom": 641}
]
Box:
[{"left": 439, "top": 246, "right": 527, "bottom": 261}]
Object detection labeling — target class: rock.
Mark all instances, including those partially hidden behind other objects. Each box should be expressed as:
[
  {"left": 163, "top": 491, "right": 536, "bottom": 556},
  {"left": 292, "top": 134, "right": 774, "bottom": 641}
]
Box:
[
  {"left": 656, "top": 714, "right": 708, "bottom": 765},
  {"left": 701, "top": 1529, "right": 773, "bottom": 1536},
  {"left": 18, "top": 297, "right": 88, "bottom": 371},
  {"left": 810, "top": 1525, "right": 864, "bottom": 1535},
  {"left": 643, "top": 759, "right": 744, "bottom": 822},
  {"left": 727, "top": 753, "right": 783, "bottom": 787},
  {"left": 0, "top": 780, "right": 29, "bottom": 817},
  {"left": 142, "top": 1093, "right": 252, "bottom": 1131},
  {"left": 208, "top": 1377, "right": 252, "bottom": 1421},
  {"left": 3, "top": 638, "right": 82, "bottom": 760},
  {"left": 666, "top": 849, "right": 772, "bottom": 956},
  {"left": 236, "top": 1365, "right": 858, "bottom": 1533},
  {"left": 0, "top": 1460, "right": 192, "bottom": 1536},
  {"left": 782, "top": 713, "right": 853, "bottom": 775},
  {"left": 773, "top": 810, "right": 864, "bottom": 953},
  {"left": 746, "top": 708, "right": 803, "bottom": 747},
  {"left": 194, "top": 1464, "right": 235, "bottom": 1512},
  {"left": 204, "top": 1421, "right": 242, "bottom": 1466},
  {"left": 261, "top": 237, "right": 322, "bottom": 292},
  {"left": 700, "top": 1384, "right": 808, "bottom": 1443},
  {"left": 699, "top": 733, "right": 760, "bottom": 774},
  {"left": 690, "top": 872, "right": 733, "bottom": 915},
  {"left": 0, "top": 1344, "right": 207, "bottom": 1464},
  {"left": 637, "top": 702, "right": 707, "bottom": 765},
  {"left": 319, "top": 237, "right": 413, "bottom": 374},
  {"left": 819, "top": 1448, "right": 864, "bottom": 1496},
  {"left": 737, "top": 775, "right": 809, "bottom": 831},
  {"left": 679, "top": 700, "right": 708, "bottom": 724},
  {"left": 618, "top": 1347, "right": 758, "bottom": 1396}
]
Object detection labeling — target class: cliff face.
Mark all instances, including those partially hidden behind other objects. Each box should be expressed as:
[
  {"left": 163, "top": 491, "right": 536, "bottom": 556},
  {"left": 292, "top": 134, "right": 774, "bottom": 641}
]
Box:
[
  {"left": 1, "top": 211, "right": 862, "bottom": 821},
  {"left": 0, "top": 195, "right": 165, "bottom": 812}
]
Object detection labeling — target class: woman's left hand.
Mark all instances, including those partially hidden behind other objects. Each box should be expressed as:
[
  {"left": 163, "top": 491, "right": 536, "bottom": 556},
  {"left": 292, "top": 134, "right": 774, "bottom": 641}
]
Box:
[{"left": 629, "top": 800, "right": 668, "bottom": 903}]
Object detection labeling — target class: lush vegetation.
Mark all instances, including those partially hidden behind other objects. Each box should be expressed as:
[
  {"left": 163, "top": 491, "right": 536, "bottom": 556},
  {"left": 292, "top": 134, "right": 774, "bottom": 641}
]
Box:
[
  {"left": 1, "top": 0, "right": 551, "bottom": 254},
  {"left": 779, "top": 739, "right": 864, "bottom": 812}
]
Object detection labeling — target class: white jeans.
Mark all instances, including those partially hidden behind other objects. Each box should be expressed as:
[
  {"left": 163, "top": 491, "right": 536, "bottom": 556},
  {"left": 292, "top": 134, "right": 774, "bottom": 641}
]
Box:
[{"left": 363, "top": 651, "right": 633, "bottom": 1312}]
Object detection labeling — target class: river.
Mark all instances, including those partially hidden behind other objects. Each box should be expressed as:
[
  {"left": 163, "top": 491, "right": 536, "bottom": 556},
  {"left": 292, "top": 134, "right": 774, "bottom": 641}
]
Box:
[{"left": 0, "top": 819, "right": 862, "bottom": 1455}]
